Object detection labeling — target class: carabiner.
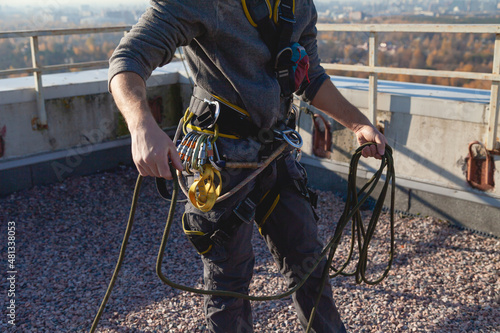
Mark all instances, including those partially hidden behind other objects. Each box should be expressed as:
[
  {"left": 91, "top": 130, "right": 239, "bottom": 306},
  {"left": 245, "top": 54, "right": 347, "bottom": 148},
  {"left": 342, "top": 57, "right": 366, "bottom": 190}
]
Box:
[
  {"left": 203, "top": 99, "right": 221, "bottom": 129},
  {"left": 274, "top": 128, "right": 303, "bottom": 149}
]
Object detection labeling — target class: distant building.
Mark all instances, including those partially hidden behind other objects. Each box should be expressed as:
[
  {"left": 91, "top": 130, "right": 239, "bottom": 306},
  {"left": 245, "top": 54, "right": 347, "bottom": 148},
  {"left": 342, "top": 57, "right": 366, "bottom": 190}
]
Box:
[
  {"left": 104, "top": 10, "right": 135, "bottom": 24},
  {"left": 415, "top": 9, "right": 435, "bottom": 17},
  {"left": 349, "top": 11, "right": 365, "bottom": 21},
  {"left": 81, "top": 11, "right": 93, "bottom": 17}
]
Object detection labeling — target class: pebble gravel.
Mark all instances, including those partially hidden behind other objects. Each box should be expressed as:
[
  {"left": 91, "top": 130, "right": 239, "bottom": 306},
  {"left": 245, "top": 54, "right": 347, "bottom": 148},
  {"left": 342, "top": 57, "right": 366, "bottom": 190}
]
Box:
[{"left": 0, "top": 165, "right": 499, "bottom": 332}]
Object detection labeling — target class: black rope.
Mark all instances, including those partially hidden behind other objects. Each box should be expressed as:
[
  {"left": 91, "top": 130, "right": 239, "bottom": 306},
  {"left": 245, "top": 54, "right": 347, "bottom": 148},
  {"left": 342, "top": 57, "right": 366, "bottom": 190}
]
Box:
[{"left": 89, "top": 143, "right": 395, "bottom": 333}]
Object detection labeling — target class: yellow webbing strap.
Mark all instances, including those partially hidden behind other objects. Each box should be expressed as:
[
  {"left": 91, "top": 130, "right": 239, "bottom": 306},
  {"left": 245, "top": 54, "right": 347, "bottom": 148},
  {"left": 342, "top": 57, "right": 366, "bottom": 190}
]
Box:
[
  {"left": 242, "top": 0, "right": 272, "bottom": 27},
  {"left": 182, "top": 109, "right": 195, "bottom": 135},
  {"left": 211, "top": 94, "right": 251, "bottom": 117},
  {"left": 182, "top": 213, "right": 213, "bottom": 255},
  {"left": 258, "top": 194, "right": 280, "bottom": 235},
  {"left": 186, "top": 123, "right": 240, "bottom": 140},
  {"left": 188, "top": 165, "right": 222, "bottom": 212}
]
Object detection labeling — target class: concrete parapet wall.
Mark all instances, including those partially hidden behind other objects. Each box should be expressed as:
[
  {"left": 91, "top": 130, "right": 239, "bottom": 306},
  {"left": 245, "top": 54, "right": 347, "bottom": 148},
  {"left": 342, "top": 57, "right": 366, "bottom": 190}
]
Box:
[
  {"left": 0, "top": 63, "right": 191, "bottom": 161},
  {"left": 0, "top": 69, "right": 498, "bottom": 236},
  {"left": 0, "top": 63, "right": 191, "bottom": 196},
  {"left": 299, "top": 83, "right": 500, "bottom": 194}
]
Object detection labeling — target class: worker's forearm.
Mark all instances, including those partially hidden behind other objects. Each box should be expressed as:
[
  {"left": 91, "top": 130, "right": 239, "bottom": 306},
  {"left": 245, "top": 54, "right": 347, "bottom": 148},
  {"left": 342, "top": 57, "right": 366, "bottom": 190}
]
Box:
[
  {"left": 311, "top": 79, "right": 387, "bottom": 159},
  {"left": 109, "top": 71, "right": 182, "bottom": 177},
  {"left": 311, "top": 79, "right": 373, "bottom": 132},
  {"left": 109, "top": 72, "right": 155, "bottom": 131}
]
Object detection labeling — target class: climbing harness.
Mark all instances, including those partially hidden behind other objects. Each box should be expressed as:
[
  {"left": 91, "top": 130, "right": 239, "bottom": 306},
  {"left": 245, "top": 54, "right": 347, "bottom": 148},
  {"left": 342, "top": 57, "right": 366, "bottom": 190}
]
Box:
[
  {"left": 174, "top": 84, "right": 306, "bottom": 215},
  {"left": 242, "top": 0, "right": 310, "bottom": 98},
  {"left": 186, "top": 86, "right": 260, "bottom": 140},
  {"left": 89, "top": 139, "right": 396, "bottom": 333}
]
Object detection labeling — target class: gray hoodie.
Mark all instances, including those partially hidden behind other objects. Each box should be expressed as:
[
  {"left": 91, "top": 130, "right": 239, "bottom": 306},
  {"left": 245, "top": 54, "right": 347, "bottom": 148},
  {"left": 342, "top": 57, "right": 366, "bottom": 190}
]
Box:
[{"left": 108, "top": 0, "right": 329, "bottom": 129}]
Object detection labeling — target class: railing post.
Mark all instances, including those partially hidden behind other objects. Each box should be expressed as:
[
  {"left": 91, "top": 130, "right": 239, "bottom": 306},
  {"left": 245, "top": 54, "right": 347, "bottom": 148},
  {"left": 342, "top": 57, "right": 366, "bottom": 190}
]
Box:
[
  {"left": 487, "top": 33, "right": 500, "bottom": 150},
  {"left": 30, "top": 35, "right": 48, "bottom": 130},
  {"left": 368, "top": 31, "right": 378, "bottom": 125}
]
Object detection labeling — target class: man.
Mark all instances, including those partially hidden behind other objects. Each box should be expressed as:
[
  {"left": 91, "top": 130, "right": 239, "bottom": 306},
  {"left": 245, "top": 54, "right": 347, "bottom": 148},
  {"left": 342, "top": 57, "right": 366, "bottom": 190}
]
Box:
[{"left": 108, "top": 1, "right": 387, "bottom": 332}]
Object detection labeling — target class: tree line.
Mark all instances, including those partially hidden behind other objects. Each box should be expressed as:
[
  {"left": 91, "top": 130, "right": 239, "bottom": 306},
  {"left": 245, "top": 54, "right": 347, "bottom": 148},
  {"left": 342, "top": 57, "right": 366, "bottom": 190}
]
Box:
[
  {"left": 0, "top": 34, "right": 120, "bottom": 76},
  {"left": 317, "top": 16, "right": 497, "bottom": 90}
]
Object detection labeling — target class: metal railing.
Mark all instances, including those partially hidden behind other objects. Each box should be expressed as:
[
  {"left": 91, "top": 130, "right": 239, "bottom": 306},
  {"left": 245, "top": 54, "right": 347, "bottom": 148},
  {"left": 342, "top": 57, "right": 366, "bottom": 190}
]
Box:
[
  {"left": 0, "top": 26, "right": 132, "bottom": 129},
  {"left": 1, "top": 24, "right": 499, "bottom": 149},
  {"left": 317, "top": 24, "right": 500, "bottom": 150}
]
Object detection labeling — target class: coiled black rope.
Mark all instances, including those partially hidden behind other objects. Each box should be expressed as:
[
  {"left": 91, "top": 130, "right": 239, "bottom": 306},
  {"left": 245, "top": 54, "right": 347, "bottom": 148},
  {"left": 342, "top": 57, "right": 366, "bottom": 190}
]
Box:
[{"left": 90, "top": 142, "right": 395, "bottom": 333}]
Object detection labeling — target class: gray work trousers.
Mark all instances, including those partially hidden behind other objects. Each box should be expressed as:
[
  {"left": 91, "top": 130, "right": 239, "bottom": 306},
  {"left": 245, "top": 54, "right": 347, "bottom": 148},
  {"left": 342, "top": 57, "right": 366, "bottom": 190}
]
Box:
[{"left": 183, "top": 142, "right": 347, "bottom": 333}]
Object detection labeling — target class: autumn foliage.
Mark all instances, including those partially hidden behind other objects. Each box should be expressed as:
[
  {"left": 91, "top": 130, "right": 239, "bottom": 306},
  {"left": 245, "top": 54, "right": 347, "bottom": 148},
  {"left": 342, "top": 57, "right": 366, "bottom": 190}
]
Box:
[
  {"left": 318, "top": 25, "right": 496, "bottom": 90},
  {"left": 0, "top": 33, "right": 120, "bottom": 77}
]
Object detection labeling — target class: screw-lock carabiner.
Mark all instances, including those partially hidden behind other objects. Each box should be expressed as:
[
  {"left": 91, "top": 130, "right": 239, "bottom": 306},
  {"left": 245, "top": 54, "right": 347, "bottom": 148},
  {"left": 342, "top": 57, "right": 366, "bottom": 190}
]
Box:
[{"left": 274, "top": 128, "right": 303, "bottom": 149}]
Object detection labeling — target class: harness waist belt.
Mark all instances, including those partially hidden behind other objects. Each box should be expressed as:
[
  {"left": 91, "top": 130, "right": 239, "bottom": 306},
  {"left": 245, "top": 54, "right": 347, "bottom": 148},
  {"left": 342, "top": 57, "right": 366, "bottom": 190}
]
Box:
[{"left": 189, "top": 86, "right": 261, "bottom": 138}]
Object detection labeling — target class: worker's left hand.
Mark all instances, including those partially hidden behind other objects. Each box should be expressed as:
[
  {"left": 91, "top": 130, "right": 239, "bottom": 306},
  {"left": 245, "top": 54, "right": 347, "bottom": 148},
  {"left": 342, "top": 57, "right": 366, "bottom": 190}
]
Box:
[{"left": 354, "top": 124, "right": 388, "bottom": 160}]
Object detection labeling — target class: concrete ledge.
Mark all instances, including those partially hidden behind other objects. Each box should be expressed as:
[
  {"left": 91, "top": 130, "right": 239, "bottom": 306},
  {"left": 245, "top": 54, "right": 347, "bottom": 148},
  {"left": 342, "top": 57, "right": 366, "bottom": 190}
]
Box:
[
  {"left": 333, "top": 76, "right": 489, "bottom": 124},
  {"left": 0, "top": 62, "right": 189, "bottom": 105},
  {"left": 2, "top": 137, "right": 499, "bottom": 237},
  {"left": 0, "top": 138, "right": 133, "bottom": 196}
]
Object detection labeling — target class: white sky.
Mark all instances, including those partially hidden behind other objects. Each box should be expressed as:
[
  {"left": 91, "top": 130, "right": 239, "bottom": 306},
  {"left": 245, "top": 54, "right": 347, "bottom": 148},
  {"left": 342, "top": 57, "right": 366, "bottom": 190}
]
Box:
[
  {"left": 8, "top": 0, "right": 382, "bottom": 6},
  {"left": 4, "top": 0, "right": 150, "bottom": 7}
]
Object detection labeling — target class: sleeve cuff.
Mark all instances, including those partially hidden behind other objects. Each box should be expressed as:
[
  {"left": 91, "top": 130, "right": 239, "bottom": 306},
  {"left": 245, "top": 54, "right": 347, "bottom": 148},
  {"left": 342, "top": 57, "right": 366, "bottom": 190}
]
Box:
[{"left": 107, "top": 59, "right": 149, "bottom": 93}]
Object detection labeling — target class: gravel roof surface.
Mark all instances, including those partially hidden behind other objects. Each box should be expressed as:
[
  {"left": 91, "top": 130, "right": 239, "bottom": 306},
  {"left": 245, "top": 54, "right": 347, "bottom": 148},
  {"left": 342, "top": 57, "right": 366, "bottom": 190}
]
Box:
[{"left": 1, "top": 166, "right": 499, "bottom": 333}]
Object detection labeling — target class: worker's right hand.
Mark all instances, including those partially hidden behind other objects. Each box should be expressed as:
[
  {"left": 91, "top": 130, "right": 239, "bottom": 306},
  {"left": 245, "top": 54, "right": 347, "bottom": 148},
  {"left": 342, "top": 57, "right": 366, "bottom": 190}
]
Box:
[{"left": 129, "top": 117, "right": 183, "bottom": 179}]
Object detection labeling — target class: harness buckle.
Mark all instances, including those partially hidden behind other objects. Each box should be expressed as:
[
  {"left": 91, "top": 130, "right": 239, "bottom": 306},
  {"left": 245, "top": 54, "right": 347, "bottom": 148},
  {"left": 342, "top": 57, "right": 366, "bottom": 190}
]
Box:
[
  {"left": 195, "top": 99, "right": 221, "bottom": 130},
  {"left": 233, "top": 197, "right": 257, "bottom": 225},
  {"left": 278, "top": 2, "right": 296, "bottom": 24},
  {"left": 210, "top": 229, "right": 231, "bottom": 247}
]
